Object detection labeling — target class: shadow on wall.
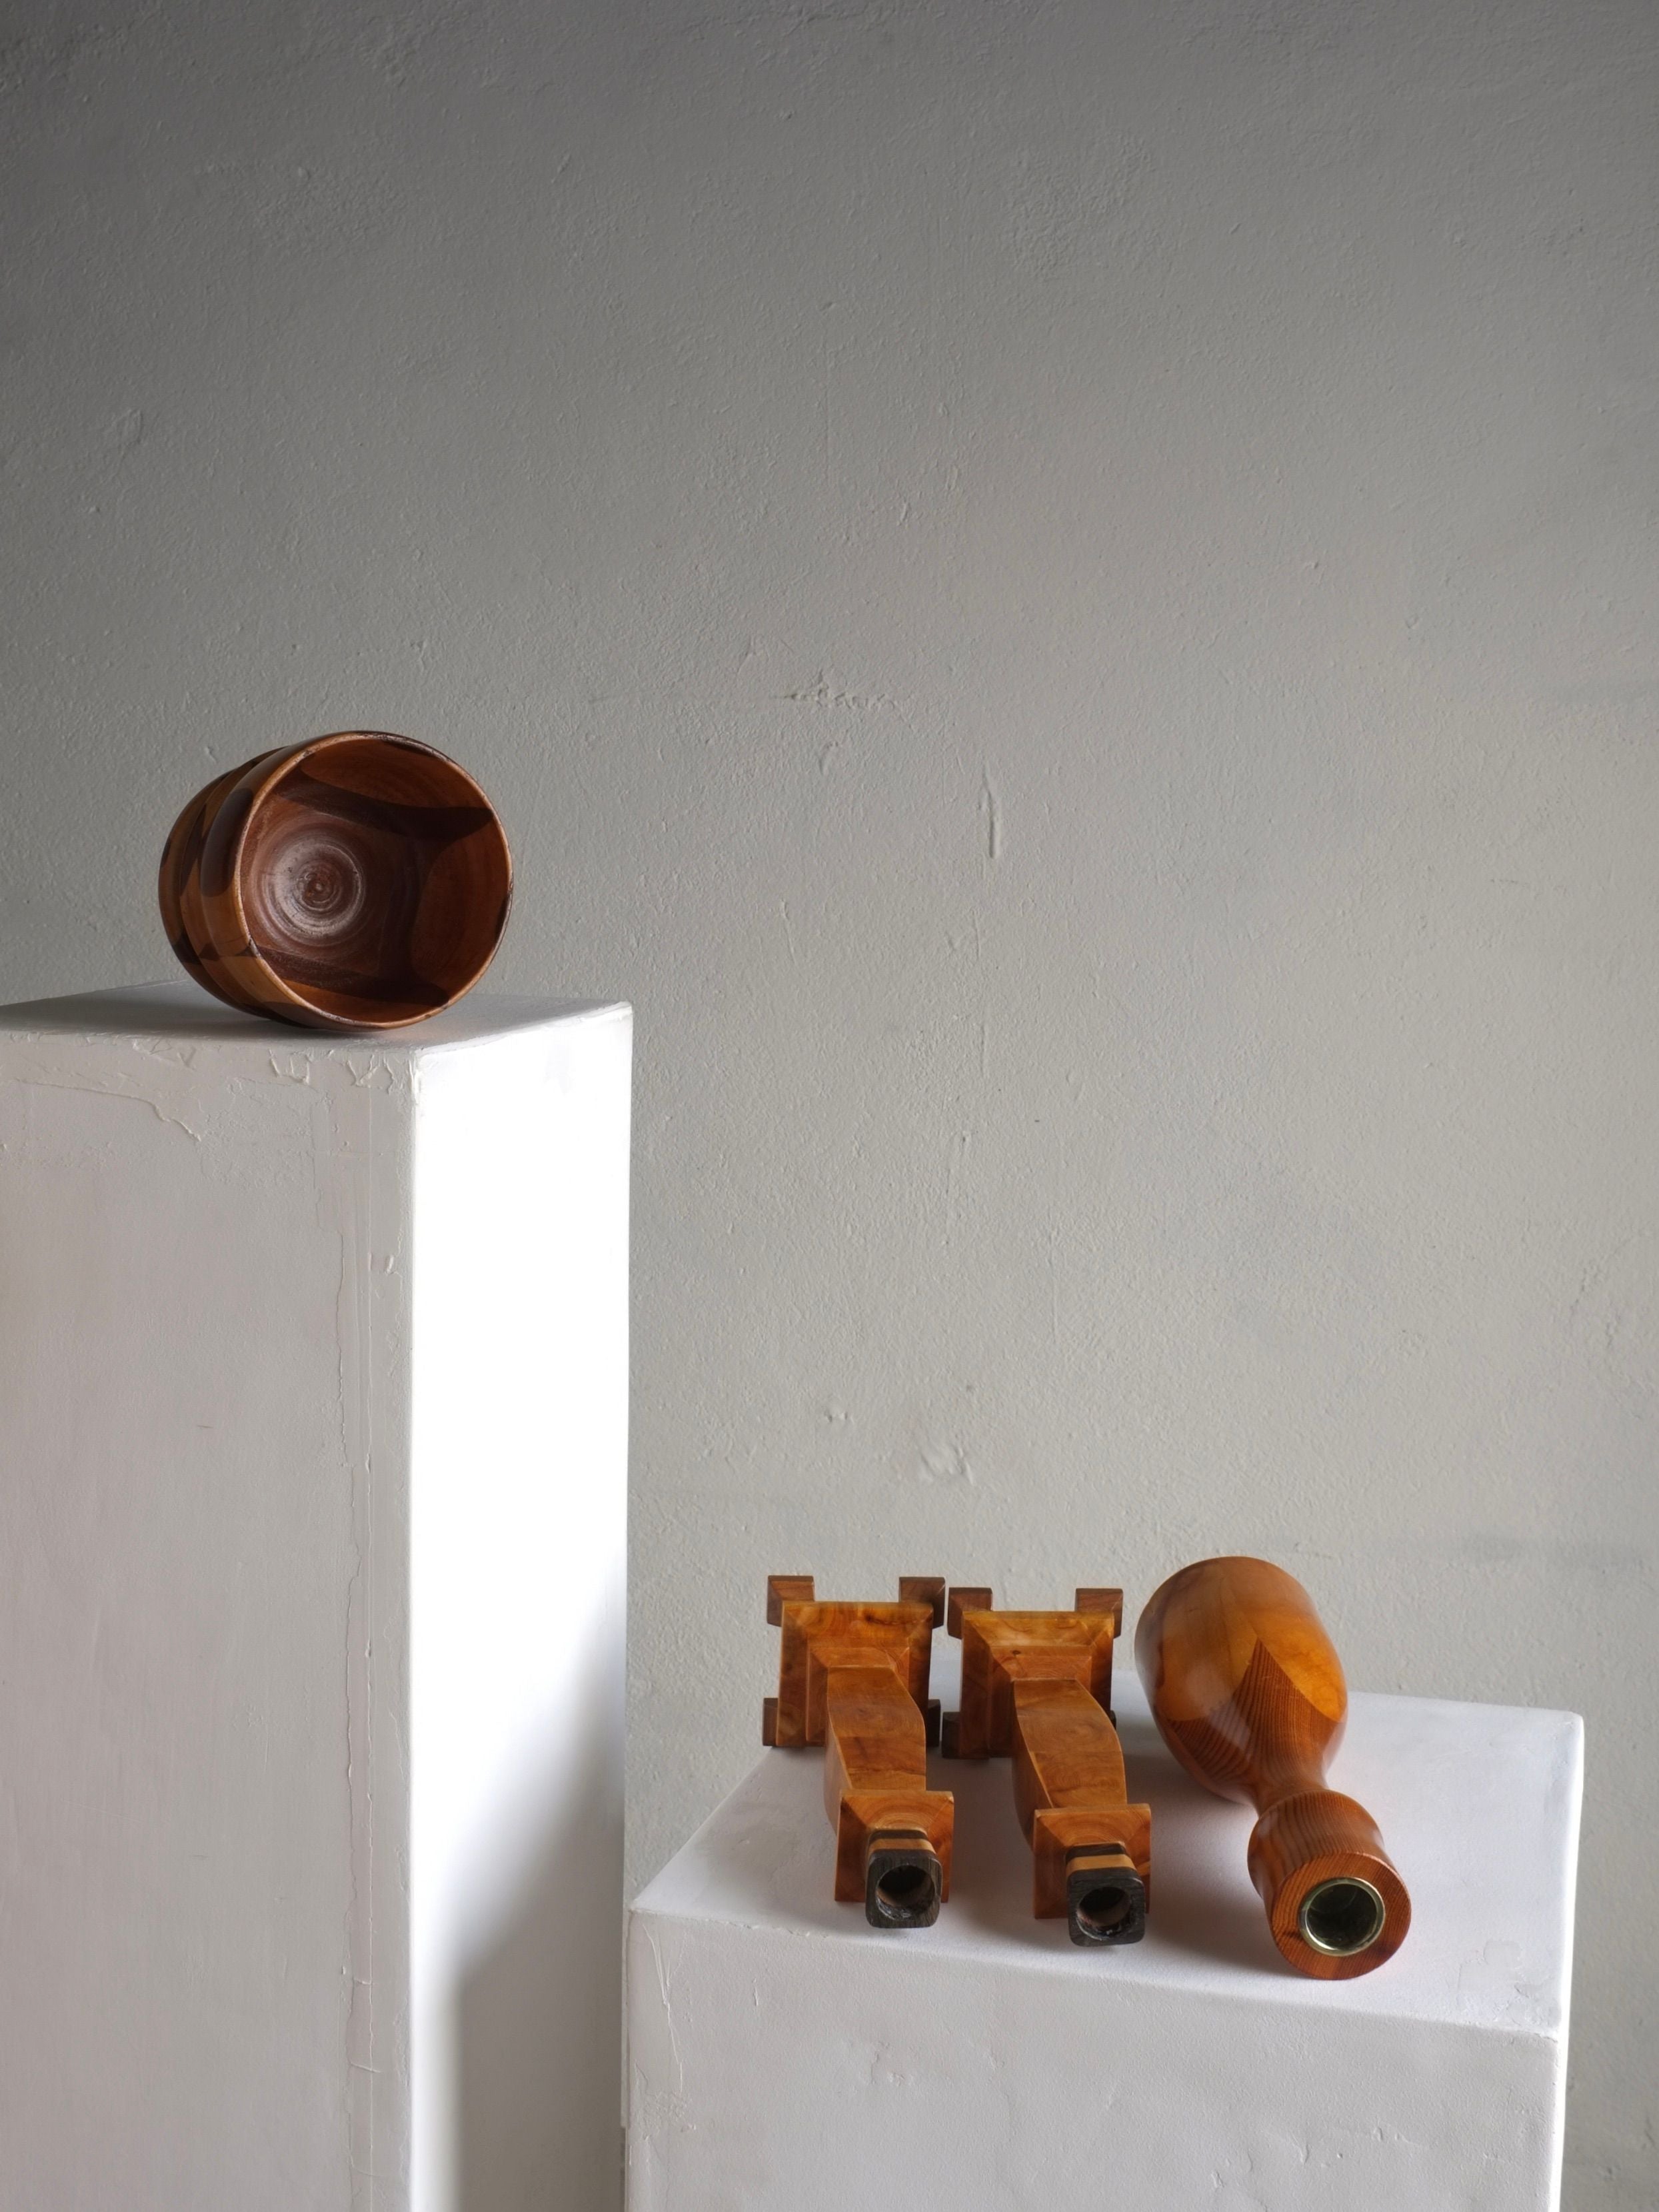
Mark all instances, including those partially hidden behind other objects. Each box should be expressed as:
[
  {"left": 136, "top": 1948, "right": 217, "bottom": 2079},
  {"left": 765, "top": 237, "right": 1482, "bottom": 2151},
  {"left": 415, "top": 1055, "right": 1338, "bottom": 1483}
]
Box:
[{"left": 457, "top": 1697, "right": 624, "bottom": 2212}]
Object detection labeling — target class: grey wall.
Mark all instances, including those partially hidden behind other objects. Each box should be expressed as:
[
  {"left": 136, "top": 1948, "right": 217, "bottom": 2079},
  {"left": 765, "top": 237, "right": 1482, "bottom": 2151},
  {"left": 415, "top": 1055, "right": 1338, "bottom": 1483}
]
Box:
[{"left": 3, "top": 1, "right": 1654, "bottom": 2200}]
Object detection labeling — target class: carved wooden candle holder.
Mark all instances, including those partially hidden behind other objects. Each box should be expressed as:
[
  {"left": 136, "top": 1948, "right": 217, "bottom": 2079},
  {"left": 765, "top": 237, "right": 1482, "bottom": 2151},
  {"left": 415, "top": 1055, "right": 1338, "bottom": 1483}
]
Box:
[
  {"left": 159, "top": 730, "right": 511, "bottom": 1030},
  {"left": 1135, "top": 1556, "right": 1411, "bottom": 1979},
  {"left": 942, "top": 1585, "right": 1150, "bottom": 1946},
  {"left": 762, "top": 1575, "right": 953, "bottom": 1929}
]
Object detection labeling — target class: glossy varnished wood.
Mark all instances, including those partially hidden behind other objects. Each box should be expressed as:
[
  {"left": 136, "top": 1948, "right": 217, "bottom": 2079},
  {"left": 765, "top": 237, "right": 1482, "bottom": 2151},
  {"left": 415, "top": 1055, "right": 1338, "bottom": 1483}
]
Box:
[
  {"left": 944, "top": 1587, "right": 1148, "bottom": 1945},
  {"left": 764, "top": 1576, "right": 952, "bottom": 1927},
  {"left": 159, "top": 732, "right": 511, "bottom": 1030},
  {"left": 1135, "top": 1556, "right": 1410, "bottom": 1978}
]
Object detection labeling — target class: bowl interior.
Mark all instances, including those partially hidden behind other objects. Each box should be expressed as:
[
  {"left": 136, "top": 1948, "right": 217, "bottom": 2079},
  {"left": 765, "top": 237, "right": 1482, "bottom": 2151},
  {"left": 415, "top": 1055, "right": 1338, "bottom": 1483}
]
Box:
[{"left": 238, "top": 737, "right": 511, "bottom": 1024}]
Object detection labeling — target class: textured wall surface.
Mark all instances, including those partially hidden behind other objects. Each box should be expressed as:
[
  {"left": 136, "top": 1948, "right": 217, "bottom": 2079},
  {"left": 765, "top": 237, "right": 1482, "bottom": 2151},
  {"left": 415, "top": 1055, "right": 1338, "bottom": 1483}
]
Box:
[{"left": 2, "top": 2, "right": 1654, "bottom": 2201}]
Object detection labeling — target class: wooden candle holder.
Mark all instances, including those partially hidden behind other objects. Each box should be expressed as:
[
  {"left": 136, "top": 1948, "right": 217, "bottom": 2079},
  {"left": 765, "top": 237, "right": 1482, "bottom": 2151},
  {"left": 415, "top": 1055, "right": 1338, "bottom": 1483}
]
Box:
[
  {"left": 761, "top": 1575, "right": 953, "bottom": 1929},
  {"left": 1135, "top": 1556, "right": 1410, "bottom": 1979},
  {"left": 942, "top": 1586, "right": 1150, "bottom": 1945}
]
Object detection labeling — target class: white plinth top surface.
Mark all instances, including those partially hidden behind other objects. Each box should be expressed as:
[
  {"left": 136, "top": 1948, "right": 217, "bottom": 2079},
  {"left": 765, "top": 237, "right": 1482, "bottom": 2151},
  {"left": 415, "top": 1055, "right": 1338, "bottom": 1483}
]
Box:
[
  {"left": 0, "top": 978, "right": 621, "bottom": 1056},
  {"left": 637, "top": 1643, "right": 1582, "bottom": 2038}
]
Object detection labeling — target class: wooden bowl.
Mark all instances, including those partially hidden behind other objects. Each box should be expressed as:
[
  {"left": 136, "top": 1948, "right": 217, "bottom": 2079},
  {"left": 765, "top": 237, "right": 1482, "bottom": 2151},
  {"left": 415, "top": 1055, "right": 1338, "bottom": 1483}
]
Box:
[{"left": 159, "top": 732, "right": 512, "bottom": 1029}]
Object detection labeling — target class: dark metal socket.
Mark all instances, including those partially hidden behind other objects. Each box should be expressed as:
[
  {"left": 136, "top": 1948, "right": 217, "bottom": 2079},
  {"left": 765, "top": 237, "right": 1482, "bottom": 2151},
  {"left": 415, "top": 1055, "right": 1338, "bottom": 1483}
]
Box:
[
  {"left": 1065, "top": 1862, "right": 1147, "bottom": 1947},
  {"left": 864, "top": 1845, "right": 943, "bottom": 1930}
]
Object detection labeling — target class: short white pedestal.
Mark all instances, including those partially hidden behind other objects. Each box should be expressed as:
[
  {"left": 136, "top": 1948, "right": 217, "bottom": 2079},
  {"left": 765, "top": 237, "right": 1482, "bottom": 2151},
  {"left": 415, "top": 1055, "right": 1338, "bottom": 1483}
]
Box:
[
  {"left": 0, "top": 983, "right": 631, "bottom": 2212},
  {"left": 629, "top": 1646, "right": 1580, "bottom": 2211}
]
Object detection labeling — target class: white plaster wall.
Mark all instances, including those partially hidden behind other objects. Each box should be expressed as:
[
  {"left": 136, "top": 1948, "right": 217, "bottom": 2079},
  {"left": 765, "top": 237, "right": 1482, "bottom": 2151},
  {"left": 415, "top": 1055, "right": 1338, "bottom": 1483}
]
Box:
[{"left": 1, "top": 3, "right": 1653, "bottom": 2202}]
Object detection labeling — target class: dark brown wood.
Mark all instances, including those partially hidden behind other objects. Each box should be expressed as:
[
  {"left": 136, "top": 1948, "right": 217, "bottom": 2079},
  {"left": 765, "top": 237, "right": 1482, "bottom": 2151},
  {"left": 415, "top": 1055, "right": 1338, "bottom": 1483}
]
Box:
[
  {"left": 765, "top": 1576, "right": 952, "bottom": 1928},
  {"left": 766, "top": 1575, "right": 816, "bottom": 1626},
  {"left": 158, "top": 732, "right": 511, "bottom": 1030},
  {"left": 1135, "top": 1556, "right": 1410, "bottom": 1979},
  {"left": 945, "top": 1585, "right": 992, "bottom": 1638},
  {"left": 898, "top": 1576, "right": 948, "bottom": 1627},
  {"left": 943, "top": 1588, "right": 1148, "bottom": 1945}
]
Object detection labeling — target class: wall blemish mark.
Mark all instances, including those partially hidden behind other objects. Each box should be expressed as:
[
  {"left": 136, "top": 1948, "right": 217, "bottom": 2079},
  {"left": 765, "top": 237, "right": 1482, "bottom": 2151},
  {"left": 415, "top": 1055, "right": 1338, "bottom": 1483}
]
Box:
[
  {"left": 777, "top": 673, "right": 895, "bottom": 714},
  {"left": 645, "top": 1927, "right": 685, "bottom": 2097},
  {"left": 980, "top": 769, "right": 1000, "bottom": 862},
  {"left": 917, "top": 1440, "right": 974, "bottom": 1488},
  {"left": 944, "top": 1126, "right": 970, "bottom": 1242}
]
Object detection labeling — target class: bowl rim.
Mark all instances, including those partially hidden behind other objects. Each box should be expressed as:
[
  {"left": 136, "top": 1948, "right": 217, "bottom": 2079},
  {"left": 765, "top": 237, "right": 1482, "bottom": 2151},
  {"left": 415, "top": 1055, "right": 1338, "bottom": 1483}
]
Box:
[{"left": 218, "top": 729, "right": 513, "bottom": 1028}]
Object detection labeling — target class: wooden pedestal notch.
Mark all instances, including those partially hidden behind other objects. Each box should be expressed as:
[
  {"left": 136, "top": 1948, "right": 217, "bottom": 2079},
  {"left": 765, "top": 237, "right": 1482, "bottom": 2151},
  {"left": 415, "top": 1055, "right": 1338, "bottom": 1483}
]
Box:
[
  {"left": 942, "top": 1585, "right": 1150, "bottom": 1946},
  {"left": 762, "top": 1575, "right": 953, "bottom": 1929}
]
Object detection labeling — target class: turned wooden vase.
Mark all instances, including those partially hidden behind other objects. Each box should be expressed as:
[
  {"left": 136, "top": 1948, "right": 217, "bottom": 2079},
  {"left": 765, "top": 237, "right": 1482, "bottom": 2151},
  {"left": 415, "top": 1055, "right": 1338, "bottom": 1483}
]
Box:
[
  {"left": 159, "top": 732, "right": 511, "bottom": 1030},
  {"left": 1135, "top": 1556, "right": 1410, "bottom": 1979}
]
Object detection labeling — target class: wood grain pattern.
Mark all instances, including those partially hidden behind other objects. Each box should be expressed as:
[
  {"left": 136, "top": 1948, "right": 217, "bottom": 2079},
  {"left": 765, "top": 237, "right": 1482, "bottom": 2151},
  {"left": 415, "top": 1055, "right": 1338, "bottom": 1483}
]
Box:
[
  {"left": 944, "top": 1586, "right": 1148, "bottom": 1945},
  {"left": 158, "top": 732, "right": 511, "bottom": 1030},
  {"left": 764, "top": 1576, "right": 952, "bottom": 1929},
  {"left": 1134, "top": 1556, "right": 1410, "bottom": 1979}
]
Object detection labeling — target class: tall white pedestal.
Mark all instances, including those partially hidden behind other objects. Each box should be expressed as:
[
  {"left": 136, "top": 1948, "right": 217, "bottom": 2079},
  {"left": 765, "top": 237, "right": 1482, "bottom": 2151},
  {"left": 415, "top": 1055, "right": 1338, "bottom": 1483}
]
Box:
[
  {"left": 629, "top": 1644, "right": 1580, "bottom": 2211},
  {"left": 0, "top": 983, "right": 631, "bottom": 2212}
]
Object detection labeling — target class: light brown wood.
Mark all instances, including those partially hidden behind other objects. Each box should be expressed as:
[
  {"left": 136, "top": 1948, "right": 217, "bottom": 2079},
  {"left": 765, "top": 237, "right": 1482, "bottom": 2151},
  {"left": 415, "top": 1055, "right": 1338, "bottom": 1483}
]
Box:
[
  {"left": 944, "top": 1586, "right": 1148, "bottom": 1945},
  {"left": 1072, "top": 1587, "right": 1124, "bottom": 1634},
  {"left": 764, "top": 1576, "right": 952, "bottom": 1928},
  {"left": 1135, "top": 1556, "right": 1410, "bottom": 1979}
]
